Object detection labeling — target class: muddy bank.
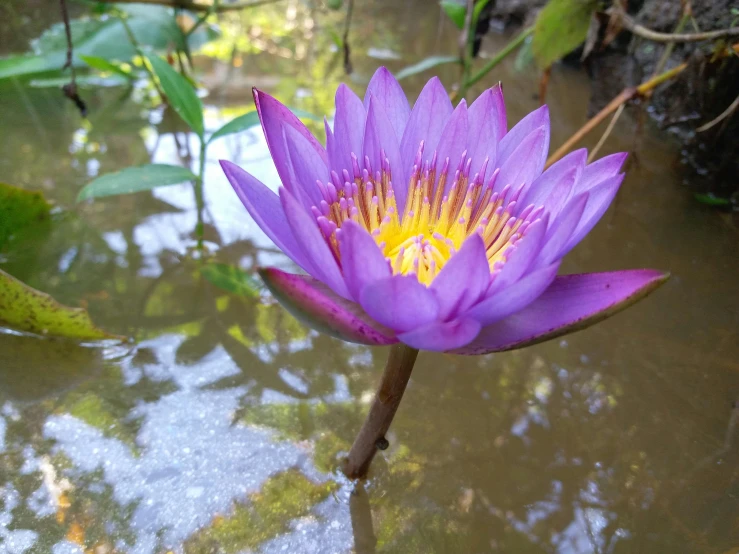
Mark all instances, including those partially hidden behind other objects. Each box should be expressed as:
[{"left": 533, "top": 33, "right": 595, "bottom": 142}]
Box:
[{"left": 490, "top": 0, "right": 739, "bottom": 202}]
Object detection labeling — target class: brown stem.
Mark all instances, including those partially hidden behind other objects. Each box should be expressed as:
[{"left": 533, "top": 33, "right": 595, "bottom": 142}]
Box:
[
  {"left": 342, "top": 344, "right": 419, "bottom": 479},
  {"left": 349, "top": 482, "right": 377, "bottom": 554},
  {"left": 614, "top": 5, "right": 739, "bottom": 42}
]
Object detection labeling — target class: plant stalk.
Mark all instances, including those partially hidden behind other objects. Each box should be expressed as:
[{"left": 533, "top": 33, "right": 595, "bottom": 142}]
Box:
[
  {"left": 463, "top": 26, "right": 533, "bottom": 90},
  {"left": 195, "top": 139, "right": 207, "bottom": 248},
  {"left": 342, "top": 344, "right": 419, "bottom": 479}
]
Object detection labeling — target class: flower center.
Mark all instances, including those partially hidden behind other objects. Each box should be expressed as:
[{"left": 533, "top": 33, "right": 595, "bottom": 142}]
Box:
[{"left": 311, "top": 142, "right": 543, "bottom": 286}]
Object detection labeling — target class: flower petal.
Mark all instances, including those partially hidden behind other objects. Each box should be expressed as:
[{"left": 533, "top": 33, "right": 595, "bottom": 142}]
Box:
[
  {"left": 491, "top": 214, "right": 549, "bottom": 291},
  {"left": 522, "top": 148, "right": 586, "bottom": 215},
  {"left": 467, "top": 84, "right": 506, "bottom": 178},
  {"left": 397, "top": 318, "right": 481, "bottom": 352},
  {"left": 279, "top": 188, "right": 350, "bottom": 298},
  {"left": 363, "top": 67, "right": 410, "bottom": 142},
  {"left": 430, "top": 233, "right": 489, "bottom": 320},
  {"left": 283, "top": 124, "right": 327, "bottom": 208},
  {"left": 574, "top": 152, "right": 628, "bottom": 194},
  {"left": 363, "top": 94, "right": 404, "bottom": 206},
  {"left": 330, "top": 84, "right": 366, "bottom": 174},
  {"left": 220, "top": 160, "right": 312, "bottom": 273},
  {"left": 452, "top": 269, "right": 669, "bottom": 355},
  {"left": 495, "top": 126, "right": 549, "bottom": 194},
  {"left": 400, "top": 77, "right": 453, "bottom": 182},
  {"left": 359, "top": 275, "right": 439, "bottom": 333},
  {"left": 338, "top": 220, "right": 391, "bottom": 302},
  {"left": 464, "top": 262, "right": 559, "bottom": 326},
  {"left": 436, "top": 100, "right": 469, "bottom": 196},
  {"left": 496, "top": 105, "right": 549, "bottom": 170},
  {"left": 561, "top": 173, "right": 624, "bottom": 256},
  {"left": 537, "top": 192, "right": 588, "bottom": 267},
  {"left": 260, "top": 268, "right": 397, "bottom": 346},
  {"left": 253, "top": 89, "right": 327, "bottom": 186}
]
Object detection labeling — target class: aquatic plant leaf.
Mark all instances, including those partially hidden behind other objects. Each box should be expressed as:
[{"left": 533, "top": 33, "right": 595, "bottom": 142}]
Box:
[
  {"left": 200, "top": 263, "right": 261, "bottom": 298},
  {"left": 147, "top": 54, "right": 204, "bottom": 137},
  {"left": 441, "top": 0, "right": 467, "bottom": 29},
  {"left": 0, "top": 268, "right": 121, "bottom": 340},
  {"left": 209, "top": 111, "right": 260, "bottom": 143},
  {"left": 0, "top": 182, "right": 51, "bottom": 251},
  {"left": 395, "top": 56, "right": 460, "bottom": 81},
  {"left": 532, "top": 0, "right": 598, "bottom": 68},
  {"left": 77, "top": 164, "right": 197, "bottom": 202},
  {"left": 694, "top": 193, "right": 730, "bottom": 206}
]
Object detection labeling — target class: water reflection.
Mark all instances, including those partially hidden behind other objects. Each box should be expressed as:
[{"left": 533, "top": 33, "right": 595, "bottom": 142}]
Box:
[{"left": 1, "top": 0, "right": 738, "bottom": 553}]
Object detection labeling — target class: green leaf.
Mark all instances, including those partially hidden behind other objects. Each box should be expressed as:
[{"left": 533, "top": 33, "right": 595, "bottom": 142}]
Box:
[
  {"left": 29, "top": 74, "right": 128, "bottom": 88},
  {"left": 441, "top": 0, "right": 467, "bottom": 29},
  {"left": 532, "top": 0, "right": 598, "bottom": 68},
  {"left": 473, "top": 0, "right": 492, "bottom": 24},
  {"left": 395, "top": 55, "right": 460, "bottom": 81},
  {"left": 0, "top": 183, "right": 51, "bottom": 251},
  {"left": 0, "top": 52, "right": 67, "bottom": 80},
  {"left": 201, "top": 263, "right": 261, "bottom": 298},
  {"left": 0, "top": 268, "right": 121, "bottom": 341},
  {"left": 77, "top": 164, "right": 197, "bottom": 202},
  {"left": 513, "top": 35, "right": 534, "bottom": 72},
  {"left": 79, "top": 54, "right": 132, "bottom": 79},
  {"left": 147, "top": 54, "right": 204, "bottom": 137},
  {"left": 209, "top": 111, "right": 260, "bottom": 143},
  {"left": 287, "top": 107, "right": 323, "bottom": 122},
  {"left": 694, "top": 193, "right": 730, "bottom": 206}
]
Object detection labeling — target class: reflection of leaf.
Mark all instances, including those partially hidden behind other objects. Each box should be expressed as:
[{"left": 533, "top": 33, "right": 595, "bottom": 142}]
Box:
[
  {"left": 77, "top": 164, "right": 197, "bottom": 201},
  {"left": 395, "top": 55, "right": 460, "bottom": 81},
  {"left": 0, "top": 268, "right": 121, "bottom": 340},
  {"left": 0, "top": 182, "right": 51, "bottom": 251},
  {"left": 201, "top": 263, "right": 261, "bottom": 298},
  {"left": 184, "top": 470, "right": 337, "bottom": 554},
  {"left": 64, "top": 392, "right": 139, "bottom": 451},
  {"left": 208, "top": 111, "right": 259, "bottom": 143},
  {"left": 440, "top": 0, "right": 466, "bottom": 29},
  {"left": 532, "top": 0, "right": 598, "bottom": 68},
  {"left": 147, "top": 54, "right": 205, "bottom": 137}
]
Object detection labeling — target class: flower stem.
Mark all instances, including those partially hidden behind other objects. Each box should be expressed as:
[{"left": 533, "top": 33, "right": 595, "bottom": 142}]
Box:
[
  {"left": 342, "top": 344, "right": 419, "bottom": 479},
  {"left": 195, "top": 139, "right": 207, "bottom": 249}
]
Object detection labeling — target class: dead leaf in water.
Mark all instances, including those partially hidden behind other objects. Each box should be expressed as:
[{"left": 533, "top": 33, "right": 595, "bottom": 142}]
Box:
[{"left": 0, "top": 268, "right": 123, "bottom": 341}]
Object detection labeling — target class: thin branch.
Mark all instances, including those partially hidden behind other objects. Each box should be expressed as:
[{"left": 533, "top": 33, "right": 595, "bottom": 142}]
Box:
[
  {"left": 614, "top": 6, "right": 739, "bottom": 43},
  {"left": 588, "top": 103, "right": 625, "bottom": 162},
  {"left": 59, "top": 0, "right": 87, "bottom": 116},
  {"left": 96, "top": 0, "right": 283, "bottom": 12},
  {"left": 696, "top": 93, "right": 739, "bottom": 132},
  {"left": 342, "top": 0, "right": 355, "bottom": 75},
  {"left": 463, "top": 26, "right": 533, "bottom": 89}
]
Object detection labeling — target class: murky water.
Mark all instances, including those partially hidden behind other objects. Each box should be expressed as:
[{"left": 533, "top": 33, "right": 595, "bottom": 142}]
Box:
[{"left": 1, "top": 1, "right": 738, "bottom": 553}]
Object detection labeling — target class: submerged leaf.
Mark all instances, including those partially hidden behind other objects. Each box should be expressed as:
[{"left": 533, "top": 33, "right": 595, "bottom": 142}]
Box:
[
  {"left": 532, "top": 0, "right": 598, "bottom": 68},
  {"left": 0, "top": 268, "right": 122, "bottom": 340},
  {"left": 77, "top": 164, "right": 197, "bottom": 201},
  {"left": 201, "top": 263, "right": 261, "bottom": 298},
  {"left": 0, "top": 182, "right": 51, "bottom": 251},
  {"left": 147, "top": 54, "right": 204, "bottom": 137},
  {"left": 395, "top": 55, "right": 460, "bottom": 80}
]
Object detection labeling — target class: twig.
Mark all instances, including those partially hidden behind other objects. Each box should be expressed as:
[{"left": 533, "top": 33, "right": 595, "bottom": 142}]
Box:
[
  {"left": 59, "top": 0, "right": 87, "bottom": 116},
  {"left": 95, "top": 0, "right": 284, "bottom": 12},
  {"left": 588, "top": 103, "right": 625, "bottom": 162},
  {"left": 614, "top": 6, "right": 739, "bottom": 43},
  {"left": 696, "top": 93, "right": 739, "bottom": 132},
  {"left": 342, "top": 0, "right": 354, "bottom": 75}
]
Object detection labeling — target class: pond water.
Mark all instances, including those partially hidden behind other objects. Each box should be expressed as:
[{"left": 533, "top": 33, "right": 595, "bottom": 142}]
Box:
[{"left": 1, "top": 1, "right": 738, "bottom": 553}]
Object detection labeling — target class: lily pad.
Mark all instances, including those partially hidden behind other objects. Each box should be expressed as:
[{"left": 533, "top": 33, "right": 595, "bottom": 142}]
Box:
[{"left": 0, "top": 268, "right": 122, "bottom": 341}]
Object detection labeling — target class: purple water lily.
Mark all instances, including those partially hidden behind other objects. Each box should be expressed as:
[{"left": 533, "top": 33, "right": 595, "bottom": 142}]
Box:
[{"left": 220, "top": 67, "right": 667, "bottom": 354}]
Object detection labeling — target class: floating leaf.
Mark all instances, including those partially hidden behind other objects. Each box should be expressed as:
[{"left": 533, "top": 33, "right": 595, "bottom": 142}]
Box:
[
  {"left": 395, "top": 55, "right": 460, "bottom": 80},
  {"left": 0, "top": 182, "right": 51, "bottom": 251},
  {"left": 77, "top": 164, "right": 197, "bottom": 202},
  {"left": 146, "top": 54, "right": 204, "bottom": 137},
  {"left": 201, "top": 263, "right": 261, "bottom": 298},
  {"left": 0, "top": 268, "right": 121, "bottom": 340},
  {"left": 694, "top": 193, "right": 730, "bottom": 206},
  {"left": 209, "top": 111, "right": 260, "bottom": 143},
  {"left": 441, "top": 0, "right": 467, "bottom": 29},
  {"left": 532, "top": 0, "right": 598, "bottom": 68}
]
